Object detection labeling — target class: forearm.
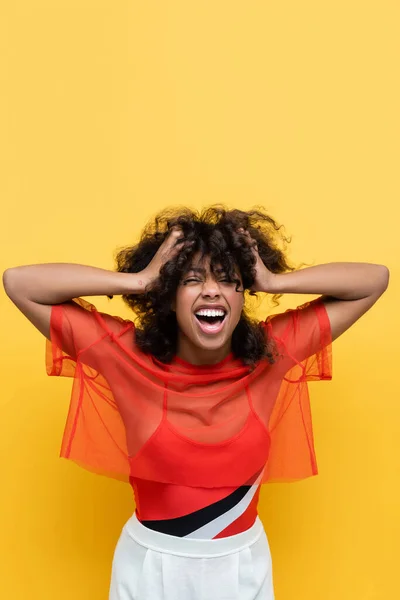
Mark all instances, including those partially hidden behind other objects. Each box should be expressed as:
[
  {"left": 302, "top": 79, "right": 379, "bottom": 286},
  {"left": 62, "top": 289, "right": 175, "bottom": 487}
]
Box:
[
  {"left": 3, "top": 263, "right": 144, "bottom": 305},
  {"left": 266, "top": 262, "right": 389, "bottom": 300}
]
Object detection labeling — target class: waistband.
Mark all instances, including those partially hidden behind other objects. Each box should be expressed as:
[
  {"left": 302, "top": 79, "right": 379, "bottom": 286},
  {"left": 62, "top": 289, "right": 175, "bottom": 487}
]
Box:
[{"left": 123, "top": 511, "right": 265, "bottom": 558}]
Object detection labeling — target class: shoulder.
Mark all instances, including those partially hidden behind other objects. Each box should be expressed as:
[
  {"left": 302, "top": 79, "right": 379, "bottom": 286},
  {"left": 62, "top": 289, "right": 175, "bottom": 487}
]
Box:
[{"left": 53, "top": 297, "right": 135, "bottom": 350}]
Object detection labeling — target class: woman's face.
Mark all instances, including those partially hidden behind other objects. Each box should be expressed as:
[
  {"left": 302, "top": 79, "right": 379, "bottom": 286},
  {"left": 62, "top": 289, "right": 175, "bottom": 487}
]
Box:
[{"left": 173, "top": 254, "right": 245, "bottom": 361}]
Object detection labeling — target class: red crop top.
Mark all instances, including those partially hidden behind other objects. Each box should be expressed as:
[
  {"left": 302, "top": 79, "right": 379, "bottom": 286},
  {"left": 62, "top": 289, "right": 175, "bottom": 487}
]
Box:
[{"left": 46, "top": 295, "right": 332, "bottom": 490}]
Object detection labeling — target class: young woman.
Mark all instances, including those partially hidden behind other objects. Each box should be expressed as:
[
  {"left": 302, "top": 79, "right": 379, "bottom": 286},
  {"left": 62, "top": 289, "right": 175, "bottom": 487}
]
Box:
[{"left": 3, "top": 206, "right": 389, "bottom": 600}]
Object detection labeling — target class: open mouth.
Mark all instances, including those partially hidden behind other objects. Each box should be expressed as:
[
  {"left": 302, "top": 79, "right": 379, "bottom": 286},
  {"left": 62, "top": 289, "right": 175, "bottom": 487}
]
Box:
[{"left": 194, "top": 308, "right": 227, "bottom": 334}]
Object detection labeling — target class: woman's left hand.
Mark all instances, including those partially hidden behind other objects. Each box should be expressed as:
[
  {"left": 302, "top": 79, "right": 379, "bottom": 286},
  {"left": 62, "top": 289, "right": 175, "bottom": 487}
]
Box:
[{"left": 238, "top": 228, "right": 277, "bottom": 293}]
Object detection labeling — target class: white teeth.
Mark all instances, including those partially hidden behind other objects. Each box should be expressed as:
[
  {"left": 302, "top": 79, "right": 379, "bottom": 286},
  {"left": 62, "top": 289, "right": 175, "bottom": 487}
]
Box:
[{"left": 195, "top": 308, "right": 225, "bottom": 317}]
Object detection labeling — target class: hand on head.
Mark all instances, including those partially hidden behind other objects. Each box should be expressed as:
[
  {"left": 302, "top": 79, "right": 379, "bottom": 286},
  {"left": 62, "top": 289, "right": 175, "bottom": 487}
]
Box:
[{"left": 141, "top": 226, "right": 193, "bottom": 287}]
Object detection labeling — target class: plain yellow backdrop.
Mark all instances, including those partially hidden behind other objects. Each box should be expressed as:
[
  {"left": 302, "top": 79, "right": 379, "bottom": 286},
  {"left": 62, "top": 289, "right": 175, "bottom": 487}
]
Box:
[{"left": 1, "top": 2, "right": 399, "bottom": 599}]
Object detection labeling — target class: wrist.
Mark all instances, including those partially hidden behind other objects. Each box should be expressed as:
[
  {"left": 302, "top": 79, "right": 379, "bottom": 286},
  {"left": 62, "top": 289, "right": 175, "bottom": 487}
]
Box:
[
  {"left": 258, "top": 272, "right": 282, "bottom": 294},
  {"left": 122, "top": 272, "right": 149, "bottom": 295}
]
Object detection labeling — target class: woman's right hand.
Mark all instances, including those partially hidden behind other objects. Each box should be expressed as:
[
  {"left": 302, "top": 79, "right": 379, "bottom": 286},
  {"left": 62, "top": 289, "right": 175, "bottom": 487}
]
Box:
[{"left": 139, "top": 226, "right": 190, "bottom": 288}]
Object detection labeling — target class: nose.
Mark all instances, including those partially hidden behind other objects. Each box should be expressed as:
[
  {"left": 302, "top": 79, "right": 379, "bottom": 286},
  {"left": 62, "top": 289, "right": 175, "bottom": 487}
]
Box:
[{"left": 201, "top": 276, "right": 221, "bottom": 298}]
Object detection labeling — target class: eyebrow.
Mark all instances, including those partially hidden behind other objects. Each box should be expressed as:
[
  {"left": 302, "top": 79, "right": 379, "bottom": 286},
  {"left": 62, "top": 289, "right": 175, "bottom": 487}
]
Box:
[
  {"left": 186, "top": 267, "right": 226, "bottom": 274},
  {"left": 187, "top": 267, "right": 205, "bottom": 274}
]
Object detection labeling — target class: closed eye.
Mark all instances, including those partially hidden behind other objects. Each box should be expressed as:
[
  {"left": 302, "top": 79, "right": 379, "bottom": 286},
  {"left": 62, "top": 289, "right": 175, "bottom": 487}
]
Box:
[
  {"left": 184, "top": 278, "right": 232, "bottom": 284},
  {"left": 183, "top": 278, "right": 202, "bottom": 284}
]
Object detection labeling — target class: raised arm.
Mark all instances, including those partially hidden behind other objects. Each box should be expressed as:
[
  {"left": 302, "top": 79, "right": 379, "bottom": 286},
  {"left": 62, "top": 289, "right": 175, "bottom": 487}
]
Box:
[
  {"left": 2, "top": 264, "right": 146, "bottom": 340},
  {"left": 3, "top": 226, "right": 188, "bottom": 341},
  {"left": 262, "top": 262, "right": 390, "bottom": 342},
  {"left": 238, "top": 226, "right": 390, "bottom": 342}
]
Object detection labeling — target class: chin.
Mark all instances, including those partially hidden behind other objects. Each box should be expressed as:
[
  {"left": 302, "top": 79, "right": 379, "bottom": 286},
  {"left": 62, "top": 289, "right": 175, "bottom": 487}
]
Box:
[
  {"left": 193, "top": 334, "right": 230, "bottom": 351},
  {"left": 197, "top": 341, "right": 225, "bottom": 351}
]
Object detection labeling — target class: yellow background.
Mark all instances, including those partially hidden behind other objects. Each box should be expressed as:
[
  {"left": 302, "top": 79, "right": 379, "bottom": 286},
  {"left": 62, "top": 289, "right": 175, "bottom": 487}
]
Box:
[{"left": 1, "top": 2, "right": 399, "bottom": 598}]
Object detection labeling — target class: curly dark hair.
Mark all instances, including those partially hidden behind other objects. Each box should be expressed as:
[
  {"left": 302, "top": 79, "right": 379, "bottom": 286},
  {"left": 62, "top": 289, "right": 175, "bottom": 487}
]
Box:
[{"left": 113, "top": 205, "right": 299, "bottom": 367}]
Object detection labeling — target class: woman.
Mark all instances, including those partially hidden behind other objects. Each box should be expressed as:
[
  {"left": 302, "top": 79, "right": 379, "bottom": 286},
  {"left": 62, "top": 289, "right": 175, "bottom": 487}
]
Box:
[{"left": 3, "top": 206, "right": 389, "bottom": 599}]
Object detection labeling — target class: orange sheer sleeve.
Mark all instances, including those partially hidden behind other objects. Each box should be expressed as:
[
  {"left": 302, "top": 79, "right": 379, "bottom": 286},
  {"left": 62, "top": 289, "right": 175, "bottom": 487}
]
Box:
[
  {"left": 265, "top": 296, "right": 332, "bottom": 382},
  {"left": 259, "top": 296, "right": 333, "bottom": 482},
  {"left": 46, "top": 298, "right": 135, "bottom": 481}
]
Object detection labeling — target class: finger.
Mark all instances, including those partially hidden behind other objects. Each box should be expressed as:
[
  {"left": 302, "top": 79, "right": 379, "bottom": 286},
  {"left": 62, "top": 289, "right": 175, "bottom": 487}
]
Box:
[
  {"left": 165, "top": 226, "right": 184, "bottom": 247},
  {"left": 165, "top": 228, "right": 194, "bottom": 259},
  {"left": 168, "top": 225, "right": 183, "bottom": 238},
  {"left": 237, "top": 227, "right": 251, "bottom": 239},
  {"left": 169, "top": 228, "right": 196, "bottom": 252},
  {"left": 238, "top": 228, "right": 258, "bottom": 252}
]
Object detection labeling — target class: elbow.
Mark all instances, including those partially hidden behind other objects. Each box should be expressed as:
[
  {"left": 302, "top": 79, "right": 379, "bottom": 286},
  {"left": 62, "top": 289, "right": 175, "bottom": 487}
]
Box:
[
  {"left": 376, "top": 265, "right": 390, "bottom": 293},
  {"left": 381, "top": 265, "right": 390, "bottom": 289},
  {"left": 3, "top": 267, "right": 23, "bottom": 298},
  {"left": 3, "top": 268, "right": 14, "bottom": 294}
]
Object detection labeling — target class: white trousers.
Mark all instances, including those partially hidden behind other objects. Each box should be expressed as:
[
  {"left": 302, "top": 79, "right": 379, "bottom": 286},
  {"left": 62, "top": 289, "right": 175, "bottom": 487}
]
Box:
[{"left": 109, "top": 512, "right": 275, "bottom": 600}]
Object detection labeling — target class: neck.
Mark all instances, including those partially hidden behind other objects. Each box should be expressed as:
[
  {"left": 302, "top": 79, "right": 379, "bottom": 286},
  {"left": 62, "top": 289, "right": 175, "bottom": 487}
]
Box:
[{"left": 176, "top": 334, "right": 232, "bottom": 366}]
